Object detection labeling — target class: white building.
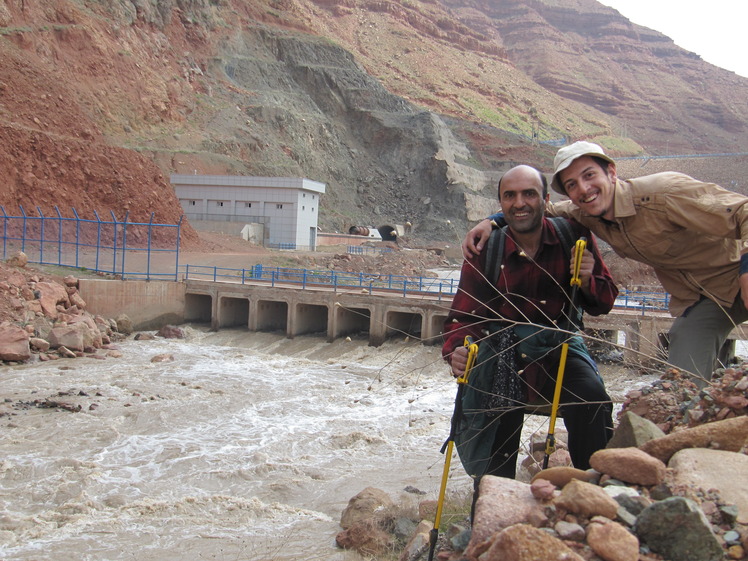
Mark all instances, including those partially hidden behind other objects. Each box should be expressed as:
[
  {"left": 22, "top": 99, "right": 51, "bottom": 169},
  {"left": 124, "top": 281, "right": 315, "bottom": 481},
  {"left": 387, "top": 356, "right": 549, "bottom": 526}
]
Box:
[{"left": 170, "top": 174, "right": 326, "bottom": 250}]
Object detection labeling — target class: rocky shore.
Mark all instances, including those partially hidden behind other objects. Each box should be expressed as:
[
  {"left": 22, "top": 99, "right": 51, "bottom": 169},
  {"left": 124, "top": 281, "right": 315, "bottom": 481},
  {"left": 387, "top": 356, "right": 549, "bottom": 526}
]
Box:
[{"left": 336, "top": 372, "right": 748, "bottom": 561}]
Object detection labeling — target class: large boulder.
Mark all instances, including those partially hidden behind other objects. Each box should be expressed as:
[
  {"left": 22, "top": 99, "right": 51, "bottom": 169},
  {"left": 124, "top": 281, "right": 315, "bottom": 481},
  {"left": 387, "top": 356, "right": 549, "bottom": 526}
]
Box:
[
  {"left": 669, "top": 448, "right": 748, "bottom": 524},
  {"left": 339, "top": 487, "right": 394, "bottom": 530},
  {"left": 589, "top": 447, "right": 666, "bottom": 486},
  {"left": 0, "top": 324, "right": 30, "bottom": 361},
  {"left": 639, "top": 416, "right": 748, "bottom": 462},
  {"left": 47, "top": 321, "right": 101, "bottom": 352},
  {"left": 35, "top": 281, "right": 70, "bottom": 319}
]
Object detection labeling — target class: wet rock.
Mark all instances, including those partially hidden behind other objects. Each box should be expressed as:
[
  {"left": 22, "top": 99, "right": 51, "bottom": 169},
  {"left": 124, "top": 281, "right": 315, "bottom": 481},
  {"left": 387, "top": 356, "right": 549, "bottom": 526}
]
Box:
[
  {"left": 640, "top": 416, "right": 748, "bottom": 462},
  {"left": 668, "top": 448, "right": 748, "bottom": 524},
  {"left": 606, "top": 411, "right": 666, "bottom": 448},
  {"left": 586, "top": 517, "right": 639, "bottom": 561},
  {"left": 553, "top": 479, "right": 619, "bottom": 519},
  {"left": 635, "top": 496, "right": 723, "bottom": 561},
  {"left": 134, "top": 332, "right": 155, "bottom": 340},
  {"left": 478, "top": 523, "right": 584, "bottom": 561},
  {"left": 0, "top": 324, "right": 31, "bottom": 362},
  {"left": 340, "top": 487, "right": 394, "bottom": 530},
  {"left": 589, "top": 447, "right": 666, "bottom": 486},
  {"left": 335, "top": 519, "right": 393, "bottom": 556},
  {"left": 150, "top": 353, "right": 174, "bottom": 363},
  {"left": 114, "top": 313, "right": 133, "bottom": 335},
  {"left": 157, "top": 324, "right": 186, "bottom": 339}
]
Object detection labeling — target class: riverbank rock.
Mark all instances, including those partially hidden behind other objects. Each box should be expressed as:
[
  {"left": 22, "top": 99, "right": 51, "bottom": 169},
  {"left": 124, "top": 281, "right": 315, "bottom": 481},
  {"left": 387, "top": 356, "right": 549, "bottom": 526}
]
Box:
[
  {"left": 640, "top": 415, "right": 748, "bottom": 462},
  {"left": 0, "top": 323, "right": 31, "bottom": 361},
  {"left": 0, "top": 261, "right": 127, "bottom": 363},
  {"left": 669, "top": 448, "right": 748, "bottom": 524},
  {"left": 401, "top": 364, "right": 748, "bottom": 561}
]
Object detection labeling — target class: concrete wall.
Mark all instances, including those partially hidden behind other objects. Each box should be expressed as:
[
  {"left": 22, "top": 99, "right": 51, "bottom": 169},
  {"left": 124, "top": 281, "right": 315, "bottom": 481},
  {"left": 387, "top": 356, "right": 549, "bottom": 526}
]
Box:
[{"left": 79, "top": 279, "right": 186, "bottom": 330}]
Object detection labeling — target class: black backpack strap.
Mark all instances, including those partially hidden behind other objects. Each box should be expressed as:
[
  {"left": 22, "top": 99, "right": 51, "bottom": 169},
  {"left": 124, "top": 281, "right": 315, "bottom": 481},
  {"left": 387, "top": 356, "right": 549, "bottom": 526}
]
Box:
[
  {"left": 484, "top": 225, "right": 508, "bottom": 286},
  {"left": 547, "top": 216, "right": 575, "bottom": 262}
]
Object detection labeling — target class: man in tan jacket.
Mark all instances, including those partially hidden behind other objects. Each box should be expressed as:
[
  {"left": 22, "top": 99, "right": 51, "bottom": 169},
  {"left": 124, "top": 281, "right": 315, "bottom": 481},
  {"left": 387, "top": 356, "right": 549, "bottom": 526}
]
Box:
[{"left": 463, "top": 141, "right": 748, "bottom": 386}]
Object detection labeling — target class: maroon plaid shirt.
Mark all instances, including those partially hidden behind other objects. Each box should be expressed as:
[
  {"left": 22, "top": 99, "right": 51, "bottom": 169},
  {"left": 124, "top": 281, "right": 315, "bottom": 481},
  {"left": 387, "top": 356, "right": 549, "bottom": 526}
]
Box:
[{"left": 443, "top": 218, "right": 618, "bottom": 359}]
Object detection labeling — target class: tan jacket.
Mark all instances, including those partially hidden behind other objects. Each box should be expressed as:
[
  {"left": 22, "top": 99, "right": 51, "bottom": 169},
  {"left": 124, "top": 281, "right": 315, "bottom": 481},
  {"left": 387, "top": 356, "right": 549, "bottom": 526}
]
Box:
[{"left": 549, "top": 172, "right": 748, "bottom": 316}]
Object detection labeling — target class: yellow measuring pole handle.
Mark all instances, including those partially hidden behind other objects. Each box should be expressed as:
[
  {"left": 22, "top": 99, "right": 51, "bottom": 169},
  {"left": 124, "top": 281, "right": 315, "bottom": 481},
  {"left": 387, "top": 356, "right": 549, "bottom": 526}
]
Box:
[{"left": 570, "top": 238, "right": 587, "bottom": 288}]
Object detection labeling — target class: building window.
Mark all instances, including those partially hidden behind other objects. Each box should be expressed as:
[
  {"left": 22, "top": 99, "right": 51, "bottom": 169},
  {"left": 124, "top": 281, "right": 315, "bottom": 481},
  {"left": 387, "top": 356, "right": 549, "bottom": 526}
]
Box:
[
  {"left": 303, "top": 206, "right": 305, "bottom": 211},
  {"left": 276, "top": 204, "right": 283, "bottom": 209},
  {"left": 303, "top": 193, "right": 306, "bottom": 198},
  {"left": 189, "top": 200, "right": 196, "bottom": 206},
  {"left": 216, "top": 201, "right": 224, "bottom": 207},
  {"left": 312, "top": 208, "right": 315, "bottom": 212},
  {"left": 245, "top": 202, "right": 252, "bottom": 208}
]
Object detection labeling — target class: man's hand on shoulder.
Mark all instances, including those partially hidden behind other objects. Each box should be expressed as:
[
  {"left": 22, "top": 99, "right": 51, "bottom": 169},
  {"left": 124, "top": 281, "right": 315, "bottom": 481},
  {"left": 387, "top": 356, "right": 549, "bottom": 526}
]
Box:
[{"left": 462, "top": 219, "right": 493, "bottom": 259}]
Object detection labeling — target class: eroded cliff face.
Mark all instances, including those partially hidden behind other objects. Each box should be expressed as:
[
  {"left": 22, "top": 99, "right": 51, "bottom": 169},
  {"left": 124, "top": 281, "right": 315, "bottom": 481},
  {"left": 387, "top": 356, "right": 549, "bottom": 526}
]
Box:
[
  {"left": 443, "top": 0, "right": 748, "bottom": 152},
  {"left": 0, "top": 0, "right": 746, "bottom": 241}
]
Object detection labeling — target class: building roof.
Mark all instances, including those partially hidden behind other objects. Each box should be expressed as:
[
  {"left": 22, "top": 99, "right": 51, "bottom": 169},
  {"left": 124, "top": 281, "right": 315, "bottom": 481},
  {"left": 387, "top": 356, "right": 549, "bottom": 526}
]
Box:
[{"left": 170, "top": 174, "right": 326, "bottom": 194}]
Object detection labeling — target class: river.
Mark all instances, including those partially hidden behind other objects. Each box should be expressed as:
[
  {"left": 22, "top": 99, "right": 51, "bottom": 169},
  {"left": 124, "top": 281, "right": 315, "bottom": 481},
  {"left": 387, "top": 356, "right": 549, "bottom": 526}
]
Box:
[
  {"left": 0, "top": 328, "right": 476, "bottom": 561},
  {"left": 0, "top": 327, "right": 653, "bottom": 561}
]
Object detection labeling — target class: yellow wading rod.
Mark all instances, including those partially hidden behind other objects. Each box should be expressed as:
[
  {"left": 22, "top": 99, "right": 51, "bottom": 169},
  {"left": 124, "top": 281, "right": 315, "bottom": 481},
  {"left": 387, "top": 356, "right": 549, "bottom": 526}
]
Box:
[
  {"left": 543, "top": 237, "right": 587, "bottom": 470},
  {"left": 428, "top": 336, "right": 479, "bottom": 561}
]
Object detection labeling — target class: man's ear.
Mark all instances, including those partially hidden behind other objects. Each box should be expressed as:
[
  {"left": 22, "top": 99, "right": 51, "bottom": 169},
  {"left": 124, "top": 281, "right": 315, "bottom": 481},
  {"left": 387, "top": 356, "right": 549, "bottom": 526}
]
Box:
[
  {"left": 544, "top": 193, "right": 550, "bottom": 203},
  {"left": 607, "top": 163, "right": 618, "bottom": 183}
]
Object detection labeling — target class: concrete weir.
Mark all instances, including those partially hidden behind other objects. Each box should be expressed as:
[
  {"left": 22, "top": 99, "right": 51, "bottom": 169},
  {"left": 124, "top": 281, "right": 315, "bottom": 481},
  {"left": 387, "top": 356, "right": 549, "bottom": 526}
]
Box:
[
  {"left": 79, "top": 279, "right": 451, "bottom": 346},
  {"left": 183, "top": 280, "right": 451, "bottom": 346},
  {"left": 78, "top": 278, "right": 746, "bottom": 364}
]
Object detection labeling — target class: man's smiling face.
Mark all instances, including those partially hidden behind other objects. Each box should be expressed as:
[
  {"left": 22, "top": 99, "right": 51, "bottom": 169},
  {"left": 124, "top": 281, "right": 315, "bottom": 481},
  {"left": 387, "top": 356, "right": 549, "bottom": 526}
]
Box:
[
  {"left": 558, "top": 156, "right": 617, "bottom": 220},
  {"left": 499, "top": 166, "right": 546, "bottom": 235}
]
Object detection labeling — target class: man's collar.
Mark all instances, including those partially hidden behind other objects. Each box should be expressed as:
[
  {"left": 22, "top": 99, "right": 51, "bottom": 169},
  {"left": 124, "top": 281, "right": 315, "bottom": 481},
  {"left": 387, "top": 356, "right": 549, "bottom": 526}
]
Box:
[{"left": 610, "top": 178, "right": 636, "bottom": 218}]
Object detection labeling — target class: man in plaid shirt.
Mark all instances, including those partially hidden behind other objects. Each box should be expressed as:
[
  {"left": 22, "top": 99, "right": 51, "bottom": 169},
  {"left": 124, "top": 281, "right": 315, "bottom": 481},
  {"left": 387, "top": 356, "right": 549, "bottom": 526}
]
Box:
[{"left": 442, "top": 165, "right": 617, "bottom": 481}]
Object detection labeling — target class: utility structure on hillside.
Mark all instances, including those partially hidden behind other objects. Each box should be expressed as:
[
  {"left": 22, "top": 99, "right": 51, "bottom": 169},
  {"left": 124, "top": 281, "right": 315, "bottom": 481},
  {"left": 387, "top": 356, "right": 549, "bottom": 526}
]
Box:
[{"left": 171, "top": 174, "right": 326, "bottom": 250}]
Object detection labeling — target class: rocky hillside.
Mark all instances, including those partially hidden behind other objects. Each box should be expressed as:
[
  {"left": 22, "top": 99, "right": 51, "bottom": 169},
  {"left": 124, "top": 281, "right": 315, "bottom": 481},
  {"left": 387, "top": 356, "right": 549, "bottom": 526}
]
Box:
[{"left": 1, "top": 0, "right": 746, "bottom": 242}]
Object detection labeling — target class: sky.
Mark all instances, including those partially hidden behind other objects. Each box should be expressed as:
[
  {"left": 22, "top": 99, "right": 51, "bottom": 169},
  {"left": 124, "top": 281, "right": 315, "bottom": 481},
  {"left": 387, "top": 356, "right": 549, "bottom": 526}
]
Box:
[{"left": 598, "top": 0, "right": 748, "bottom": 78}]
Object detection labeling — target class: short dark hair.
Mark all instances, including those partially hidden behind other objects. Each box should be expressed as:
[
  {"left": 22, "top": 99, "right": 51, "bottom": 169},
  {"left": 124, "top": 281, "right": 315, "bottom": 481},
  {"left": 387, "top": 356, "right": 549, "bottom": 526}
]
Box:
[
  {"left": 591, "top": 156, "right": 613, "bottom": 174},
  {"left": 497, "top": 166, "right": 548, "bottom": 199}
]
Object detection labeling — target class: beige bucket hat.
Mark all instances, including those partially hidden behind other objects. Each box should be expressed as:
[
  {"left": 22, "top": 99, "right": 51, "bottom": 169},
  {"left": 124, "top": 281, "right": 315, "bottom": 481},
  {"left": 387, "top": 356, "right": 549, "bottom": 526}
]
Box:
[{"left": 551, "top": 141, "right": 615, "bottom": 195}]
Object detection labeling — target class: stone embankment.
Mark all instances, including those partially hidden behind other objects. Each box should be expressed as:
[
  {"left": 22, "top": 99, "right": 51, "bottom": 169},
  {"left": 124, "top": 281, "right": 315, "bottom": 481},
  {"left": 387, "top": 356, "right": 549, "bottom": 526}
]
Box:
[{"left": 337, "top": 370, "right": 748, "bottom": 561}]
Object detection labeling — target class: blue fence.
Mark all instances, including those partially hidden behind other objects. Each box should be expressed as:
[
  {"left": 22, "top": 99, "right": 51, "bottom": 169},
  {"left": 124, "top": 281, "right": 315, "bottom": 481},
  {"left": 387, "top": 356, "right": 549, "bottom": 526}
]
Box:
[
  {"left": 181, "top": 263, "right": 670, "bottom": 310},
  {"left": 1, "top": 208, "right": 672, "bottom": 310},
  {"left": 0, "top": 206, "right": 183, "bottom": 281},
  {"left": 347, "top": 246, "right": 394, "bottom": 256},
  {"left": 182, "top": 263, "right": 461, "bottom": 300}
]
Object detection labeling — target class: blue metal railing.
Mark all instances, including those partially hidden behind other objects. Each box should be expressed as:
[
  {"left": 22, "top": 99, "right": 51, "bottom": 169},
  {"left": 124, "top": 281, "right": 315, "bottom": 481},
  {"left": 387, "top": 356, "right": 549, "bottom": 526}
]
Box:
[
  {"left": 0, "top": 206, "right": 183, "bottom": 281},
  {"left": 181, "top": 263, "right": 670, "bottom": 310},
  {"left": 182, "top": 263, "right": 462, "bottom": 300},
  {"left": 347, "top": 246, "right": 394, "bottom": 256}
]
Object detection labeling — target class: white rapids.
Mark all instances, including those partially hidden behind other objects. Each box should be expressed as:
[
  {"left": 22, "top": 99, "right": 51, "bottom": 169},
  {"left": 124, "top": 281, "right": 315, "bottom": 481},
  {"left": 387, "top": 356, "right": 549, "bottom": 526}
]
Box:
[{"left": 0, "top": 328, "right": 475, "bottom": 561}]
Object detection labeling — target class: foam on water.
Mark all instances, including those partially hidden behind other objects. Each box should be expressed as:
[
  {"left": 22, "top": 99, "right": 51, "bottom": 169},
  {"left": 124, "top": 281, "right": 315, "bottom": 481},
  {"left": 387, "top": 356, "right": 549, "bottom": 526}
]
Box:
[{"left": 0, "top": 328, "right": 466, "bottom": 560}]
